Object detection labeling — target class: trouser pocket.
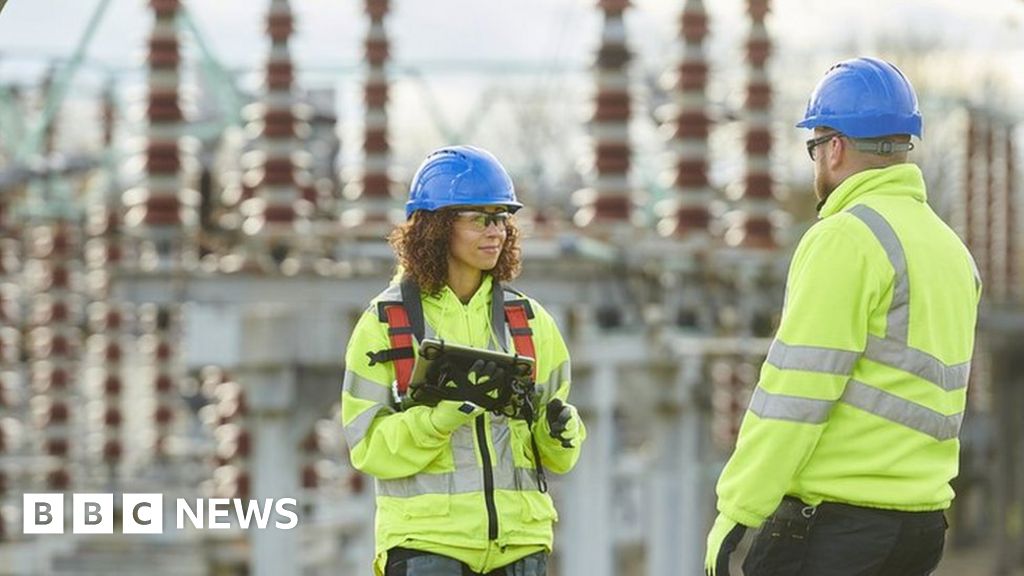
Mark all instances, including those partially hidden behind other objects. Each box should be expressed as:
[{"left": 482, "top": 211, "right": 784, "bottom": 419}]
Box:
[
  {"left": 742, "top": 507, "right": 814, "bottom": 576},
  {"left": 385, "top": 548, "right": 464, "bottom": 576}
]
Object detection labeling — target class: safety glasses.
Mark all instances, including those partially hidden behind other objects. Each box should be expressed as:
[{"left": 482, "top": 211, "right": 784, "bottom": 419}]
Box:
[
  {"left": 456, "top": 210, "right": 511, "bottom": 231},
  {"left": 806, "top": 132, "right": 840, "bottom": 161}
]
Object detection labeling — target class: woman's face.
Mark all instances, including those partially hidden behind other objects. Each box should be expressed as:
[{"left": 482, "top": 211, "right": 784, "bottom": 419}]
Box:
[{"left": 448, "top": 206, "right": 510, "bottom": 274}]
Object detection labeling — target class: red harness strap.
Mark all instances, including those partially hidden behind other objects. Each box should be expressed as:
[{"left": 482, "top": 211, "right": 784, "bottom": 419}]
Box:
[
  {"left": 504, "top": 303, "right": 537, "bottom": 381},
  {"left": 382, "top": 304, "right": 416, "bottom": 396},
  {"left": 374, "top": 291, "right": 538, "bottom": 398}
]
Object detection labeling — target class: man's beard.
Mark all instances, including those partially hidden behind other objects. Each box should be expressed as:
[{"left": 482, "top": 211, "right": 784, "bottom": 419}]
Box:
[{"left": 814, "top": 172, "right": 836, "bottom": 208}]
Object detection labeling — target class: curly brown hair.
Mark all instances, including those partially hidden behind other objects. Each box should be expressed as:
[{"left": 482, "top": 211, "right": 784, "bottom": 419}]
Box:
[{"left": 388, "top": 209, "right": 522, "bottom": 295}]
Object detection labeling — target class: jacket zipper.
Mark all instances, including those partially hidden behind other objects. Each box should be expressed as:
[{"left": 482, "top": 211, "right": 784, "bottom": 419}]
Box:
[{"left": 475, "top": 415, "right": 499, "bottom": 540}]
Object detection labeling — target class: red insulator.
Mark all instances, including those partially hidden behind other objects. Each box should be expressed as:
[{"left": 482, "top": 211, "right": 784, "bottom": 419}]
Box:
[
  {"left": 106, "top": 310, "right": 123, "bottom": 330},
  {"left": 301, "top": 432, "right": 318, "bottom": 452},
  {"left": 596, "top": 45, "right": 631, "bottom": 69},
  {"left": 595, "top": 92, "right": 631, "bottom": 110},
  {"left": 47, "top": 468, "right": 71, "bottom": 490},
  {"left": 103, "top": 440, "right": 122, "bottom": 462},
  {"left": 365, "top": 38, "right": 389, "bottom": 63},
  {"left": 592, "top": 195, "right": 632, "bottom": 219},
  {"left": 150, "top": 0, "right": 181, "bottom": 14},
  {"left": 51, "top": 301, "right": 69, "bottom": 322},
  {"left": 51, "top": 368, "right": 69, "bottom": 389},
  {"left": 105, "top": 408, "right": 122, "bottom": 427},
  {"left": 105, "top": 343, "right": 122, "bottom": 363},
  {"left": 741, "top": 218, "right": 775, "bottom": 248},
  {"left": 349, "top": 473, "right": 364, "bottom": 494},
  {"left": 676, "top": 61, "right": 709, "bottom": 91},
  {"left": 51, "top": 334, "right": 70, "bottom": 356},
  {"left": 745, "top": 130, "right": 772, "bottom": 155},
  {"left": 360, "top": 173, "right": 392, "bottom": 198},
  {"left": 155, "top": 405, "right": 174, "bottom": 424},
  {"left": 365, "top": 0, "right": 389, "bottom": 19},
  {"left": 747, "top": 0, "right": 770, "bottom": 20},
  {"left": 236, "top": 472, "right": 251, "bottom": 499},
  {"left": 236, "top": 430, "right": 251, "bottom": 457},
  {"left": 145, "top": 150, "right": 182, "bottom": 173},
  {"left": 267, "top": 65, "right": 294, "bottom": 90},
  {"left": 46, "top": 438, "right": 69, "bottom": 456},
  {"left": 104, "top": 375, "right": 122, "bottom": 394},
  {"left": 106, "top": 243, "right": 123, "bottom": 264},
  {"left": 155, "top": 373, "right": 174, "bottom": 392},
  {"left": 142, "top": 208, "right": 181, "bottom": 226},
  {"left": 592, "top": 103, "right": 631, "bottom": 122},
  {"left": 681, "top": 11, "right": 708, "bottom": 42},
  {"left": 744, "top": 173, "right": 774, "bottom": 199},
  {"left": 672, "top": 111, "right": 711, "bottom": 139},
  {"left": 50, "top": 267, "right": 70, "bottom": 289},
  {"left": 746, "top": 83, "right": 772, "bottom": 109},
  {"left": 50, "top": 402, "right": 71, "bottom": 423},
  {"left": 52, "top": 230, "right": 71, "bottom": 255},
  {"left": 598, "top": 0, "right": 631, "bottom": 14},
  {"left": 263, "top": 205, "right": 296, "bottom": 224},
  {"left": 363, "top": 131, "right": 389, "bottom": 154},
  {"left": 147, "top": 102, "right": 184, "bottom": 123},
  {"left": 302, "top": 465, "right": 319, "bottom": 489},
  {"left": 673, "top": 161, "right": 709, "bottom": 188},
  {"left": 364, "top": 84, "right": 389, "bottom": 108},
  {"left": 675, "top": 206, "right": 712, "bottom": 231},
  {"left": 155, "top": 341, "right": 172, "bottom": 360},
  {"left": 746, "top": 38, "right": 772, "bottom": 67},
  {"left": 267, "top": 13, "right": 295, "bottom": 40}
]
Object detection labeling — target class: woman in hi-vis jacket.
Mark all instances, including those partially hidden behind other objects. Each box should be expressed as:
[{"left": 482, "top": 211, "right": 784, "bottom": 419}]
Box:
[{"left": 342, "top": 145, "right": 586, "bottom": 576}]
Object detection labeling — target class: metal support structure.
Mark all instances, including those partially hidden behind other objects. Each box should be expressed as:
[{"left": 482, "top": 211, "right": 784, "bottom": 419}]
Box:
[
  {"left": 237, "top": 306, "right": 300, "bottom": 576},
  {"left": 15, "top": 0, "right": 113, "bottom": 162},
  {"left": 177, "top": 7, "right": 245, "bottom": 128},
  {"left": 560, "top": 357, "right": 616, "bottom": 576}
]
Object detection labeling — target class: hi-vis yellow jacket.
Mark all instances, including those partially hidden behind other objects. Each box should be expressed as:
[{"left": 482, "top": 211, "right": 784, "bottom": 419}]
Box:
[
  {"left": 717, "top": 163, "right": 981, "bottom": 528},
  {"left": 342, "top": 275, "right": 585, "bottom": 575}
]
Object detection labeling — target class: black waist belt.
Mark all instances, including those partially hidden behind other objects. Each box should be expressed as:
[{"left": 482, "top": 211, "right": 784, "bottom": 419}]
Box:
[{"left": 776, "top": 496, "right": 945, "bottom": 522}]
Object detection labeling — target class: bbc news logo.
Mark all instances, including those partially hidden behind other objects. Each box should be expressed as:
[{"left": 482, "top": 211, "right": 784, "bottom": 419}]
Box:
[{"left": 23, "top": 494, "right": 299, "bottom": 534}]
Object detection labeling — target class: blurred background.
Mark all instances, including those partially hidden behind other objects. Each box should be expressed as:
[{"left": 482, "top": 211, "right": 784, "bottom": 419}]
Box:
[{"left": 0, "top": 0, "right": 1022, "bottom": 574}]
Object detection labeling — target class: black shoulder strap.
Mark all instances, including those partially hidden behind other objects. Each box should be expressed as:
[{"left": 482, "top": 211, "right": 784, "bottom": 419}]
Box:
[
  {"left": 399, "top": 277, "right": 425, "bottom": 343},
  {"left": 492, "top": 280, "right": 508, "bottom": 352}
]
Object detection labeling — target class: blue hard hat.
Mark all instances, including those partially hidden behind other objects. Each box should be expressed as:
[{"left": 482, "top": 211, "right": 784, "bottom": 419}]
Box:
[
  {"left": 405, "top": 145, "right": 523, "bottom": 219},
  {"left": 796, "top": 57, "right": 923, "bottom": 139}
]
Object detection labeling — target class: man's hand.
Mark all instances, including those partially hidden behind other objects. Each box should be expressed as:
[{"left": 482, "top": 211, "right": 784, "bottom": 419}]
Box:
[
  {"left": 704, "top": 513, "right": 746, "bottom": 576},
  {"left": 545, "top": 398, "right": 579, "bottom": 448}
]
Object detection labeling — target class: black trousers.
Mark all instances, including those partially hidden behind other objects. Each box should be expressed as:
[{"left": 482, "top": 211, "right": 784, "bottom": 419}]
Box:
[
  {"left": 743, "top": 498, "right": 947, "bottom": 576},
  {"left": 385, "top": 547, "right": 548, "bottom": 576}
]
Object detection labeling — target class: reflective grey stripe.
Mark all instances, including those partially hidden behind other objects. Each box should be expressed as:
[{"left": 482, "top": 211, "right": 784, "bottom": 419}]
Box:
[
  {"left": 342, "top": 403, "right": 390, "bottom": 449},
  {"left": 841, "top": 380, "right": 963, "bottom": 441},
  {"left": 536, "top": 360, "right": 570, "bottom": 405},
  {"left": 766, "top": 340, "right": 859, "bottom": 376},
  {"left": 864, "top": 336, "right": 969, "bottom": 392},
  {"left": 849, "top": 205, "right": 909, "bottom": 343},
  {"left": 967, "top": 253, "right": 982, "bottom": 292},
  {"left": 343, "top": 370, "right": 393, "bottom": 405},
  {"left": 375, "top": 467, "right": 540, "bottom": 497},
  {"left": 748, "top": 387, "right": 834, "bottom": 424}
]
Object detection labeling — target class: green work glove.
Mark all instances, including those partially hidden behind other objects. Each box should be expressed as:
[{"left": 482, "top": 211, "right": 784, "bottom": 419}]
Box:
[
  {"left": 545, "top": 398, "right": 580, "bottom": 448},
  {"left": 705, "top": 513, "right": 747, "bottom": 576},
  {"left": 428, "top": 400, "right": 484, "bottom": 434}
]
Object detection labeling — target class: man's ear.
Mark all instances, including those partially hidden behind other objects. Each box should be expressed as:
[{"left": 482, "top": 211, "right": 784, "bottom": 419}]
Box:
[{"left": 827, "top": 136, "right": 845, "bottom": 171}]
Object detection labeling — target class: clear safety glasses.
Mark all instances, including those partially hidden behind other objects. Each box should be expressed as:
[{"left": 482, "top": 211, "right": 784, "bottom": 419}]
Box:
[{"left": 455, "top": 210, "right": 511, "bottom": 231}]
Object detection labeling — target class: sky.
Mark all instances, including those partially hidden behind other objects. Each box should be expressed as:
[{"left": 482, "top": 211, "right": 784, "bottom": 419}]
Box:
[{"left": 1, "top": 0, "right": 1022, "bottom": 198}]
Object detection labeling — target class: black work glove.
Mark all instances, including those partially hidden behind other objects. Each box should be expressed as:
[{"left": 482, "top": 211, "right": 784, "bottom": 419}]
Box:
[{"left": 545, "top": 398, "right": 579, "bottom": 448}]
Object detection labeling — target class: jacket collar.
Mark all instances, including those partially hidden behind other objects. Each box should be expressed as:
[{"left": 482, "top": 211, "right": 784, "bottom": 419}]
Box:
[
  {"left": 425, "top": 274, "right": 494, "bottom": 313},
  {"left": 818, "top": 163, "right": 927, "bottom": 219}
]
